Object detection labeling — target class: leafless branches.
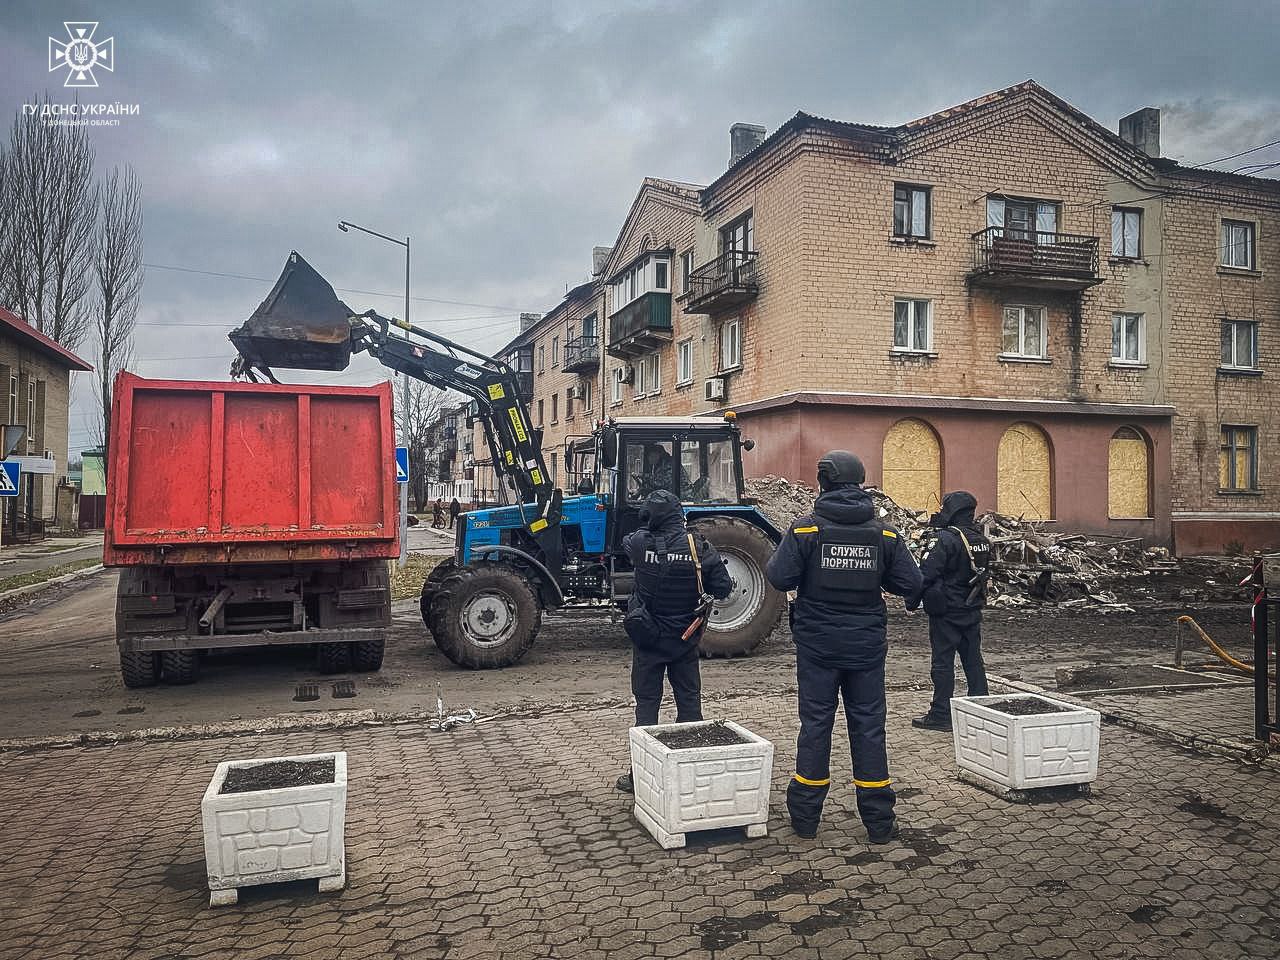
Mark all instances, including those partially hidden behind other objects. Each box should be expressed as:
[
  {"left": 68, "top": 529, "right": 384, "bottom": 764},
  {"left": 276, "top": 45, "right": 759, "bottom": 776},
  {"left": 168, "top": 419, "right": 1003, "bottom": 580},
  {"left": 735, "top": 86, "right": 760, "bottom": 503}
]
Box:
[
  {"left": 395, "top": 378, "right": 448, "bottom": 511},
  {"left": 94, "top": 165, "right": 143, "bottom": 462}
]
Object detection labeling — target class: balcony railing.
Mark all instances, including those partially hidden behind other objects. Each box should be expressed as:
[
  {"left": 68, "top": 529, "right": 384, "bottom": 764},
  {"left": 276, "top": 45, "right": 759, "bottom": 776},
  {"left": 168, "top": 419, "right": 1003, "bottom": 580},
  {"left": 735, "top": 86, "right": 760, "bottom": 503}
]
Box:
[
  {"left": 607, "top": 291, "right": 672, "bottom": 359},
  {"left": 562, "top": 334, "right": 600, "bottom": 373},
  {"left": 969, "top": 227, "right": 1101, "bottom": 290},
  {"left": 684, "top": 249, "right": 759, "bottom": 314},
  {"left": 512, "top": 370, "right": 534, "bottom": 400}
]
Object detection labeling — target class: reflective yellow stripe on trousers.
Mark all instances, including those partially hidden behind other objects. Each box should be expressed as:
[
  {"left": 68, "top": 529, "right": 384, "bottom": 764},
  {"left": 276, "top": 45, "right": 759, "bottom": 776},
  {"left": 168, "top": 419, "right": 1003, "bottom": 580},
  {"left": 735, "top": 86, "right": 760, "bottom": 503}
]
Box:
[
  {"left": 792, "top": 773, "right": 831, "bottom": 787},
  {"left": 853, "top": 777, "right": 892, "bottom": 789}
]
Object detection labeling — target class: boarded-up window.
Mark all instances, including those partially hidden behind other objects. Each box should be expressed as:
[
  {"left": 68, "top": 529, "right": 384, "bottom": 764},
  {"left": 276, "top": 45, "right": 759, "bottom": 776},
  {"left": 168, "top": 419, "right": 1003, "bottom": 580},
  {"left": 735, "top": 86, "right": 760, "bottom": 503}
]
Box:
[
  {"left": 1108, "top": 427, "right": 1150, "bottom": 519},
  {"left": 997, "top": 423, "right": 1052, "bottom": 519},
  {"left": 882, "top": 418, "right": 941, "bottom": 513}
]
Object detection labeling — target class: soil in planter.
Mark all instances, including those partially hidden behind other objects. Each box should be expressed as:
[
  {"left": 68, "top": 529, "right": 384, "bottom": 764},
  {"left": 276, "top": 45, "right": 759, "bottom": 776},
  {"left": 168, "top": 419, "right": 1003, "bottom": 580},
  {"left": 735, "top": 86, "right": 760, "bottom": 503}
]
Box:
[
  {"left": 652, "top": 721, "right": 749, "bottom": 750},
  {"left": 982, "top": 697, "right": 1068, "bottom": 717},
  {"left": 220, "top": 758, "right": 335, "bottom": 794}
]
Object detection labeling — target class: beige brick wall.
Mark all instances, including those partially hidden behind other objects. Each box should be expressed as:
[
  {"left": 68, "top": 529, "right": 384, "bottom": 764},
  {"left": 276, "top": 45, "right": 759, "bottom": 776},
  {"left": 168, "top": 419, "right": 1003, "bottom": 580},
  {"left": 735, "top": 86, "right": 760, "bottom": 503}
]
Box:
[{"left": 0, "top": 333, "right": 76, "bottom": 520}]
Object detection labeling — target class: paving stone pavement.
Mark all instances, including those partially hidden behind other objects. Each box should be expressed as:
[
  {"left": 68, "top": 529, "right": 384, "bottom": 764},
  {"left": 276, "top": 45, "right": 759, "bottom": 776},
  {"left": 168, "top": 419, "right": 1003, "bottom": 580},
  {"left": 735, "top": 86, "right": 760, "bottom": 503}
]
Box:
[{"left": 2, "top": 689, "right": 1279, "bottom": 960}]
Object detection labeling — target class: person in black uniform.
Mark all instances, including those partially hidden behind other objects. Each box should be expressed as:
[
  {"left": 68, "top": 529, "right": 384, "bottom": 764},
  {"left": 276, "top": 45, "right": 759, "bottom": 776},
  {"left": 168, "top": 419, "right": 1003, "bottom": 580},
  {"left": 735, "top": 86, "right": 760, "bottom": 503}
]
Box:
[
  {"left": 908, "top": 491, "right": 992, "bottom": 731},
  {"left": 766, "top": 451, "right": 922, "bottom": 843},
  {"left": 617, "top": 489, "right": 734, "bottom": 792}
]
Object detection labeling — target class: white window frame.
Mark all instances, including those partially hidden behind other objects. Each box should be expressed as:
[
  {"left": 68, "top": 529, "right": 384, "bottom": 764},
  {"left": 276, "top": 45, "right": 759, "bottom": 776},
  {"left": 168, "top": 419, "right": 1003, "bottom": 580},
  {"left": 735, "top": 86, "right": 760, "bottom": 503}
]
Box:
[
  {"left": 538, "top": 345, "right": 545, "bottom": 374},
  {"left": 26, "top": 380, "right": 35, "bottom": 427},
  {"left": 611, "top": 367, "right": 623, "bottom": 404},
  {"left": 1001, "top": 305, "right": 1047, "bottom": 359},
  {"left": 581, "top": 378, "right": 592, "bottom": 414},
  {"left": 676, "top": 338, "right": 694, "bottom": 385},
  {"left": 610, "top": 255, "right": 672, "bottom": 311},
  {"left": 681, "top": 250, "right": 694, "bottom": 291},
  {"left": 646, "top": 352, "right": 661, "bottom": 394},
  {"left": 7, "top": 375, "right": 16, "bottom": 422},
  {"left": 719, "top": 318, "right": 742, "bottom": 371},
  {"left": 552, "top": 336, "right": 559, "bottom": 368},
  {"left": 1221, "top": 220, "right": 1256, "bottom": 270},
  {"left": 1111, "top": 313, "right": 1145, "bottom": 365},
  {"left": 892, "top": 298, "right": 932, "bottom": 353},
  {"left": 1111, "top": 207, "right": 1142, "bottom": 258},
  {"left": 1221, "top": 319, "right": 1259, "bottom": 370}
]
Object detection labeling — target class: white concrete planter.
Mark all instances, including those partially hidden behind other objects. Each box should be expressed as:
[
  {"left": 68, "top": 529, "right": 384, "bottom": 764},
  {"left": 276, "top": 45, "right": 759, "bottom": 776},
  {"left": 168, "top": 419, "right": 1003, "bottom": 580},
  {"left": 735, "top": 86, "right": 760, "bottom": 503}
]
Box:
[
  {"left": 629, "top": 720, "right": 773, "bottom": 849},
  {"left": 951, "top": 694, "right": 1100, "bottom": 795},
  {"left": 201, "top": 751, "right": 347, "bottom": 906}
]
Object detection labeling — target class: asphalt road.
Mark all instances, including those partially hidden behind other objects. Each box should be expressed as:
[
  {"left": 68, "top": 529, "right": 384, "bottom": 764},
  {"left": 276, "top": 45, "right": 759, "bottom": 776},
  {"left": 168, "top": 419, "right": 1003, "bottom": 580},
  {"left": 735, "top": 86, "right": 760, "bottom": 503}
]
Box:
[
  {"left": 0, "top": 550, "right": 1255, "bottom": 744},
  {"left": 0, "top": 537, "right": 103, "bottom": 577}
]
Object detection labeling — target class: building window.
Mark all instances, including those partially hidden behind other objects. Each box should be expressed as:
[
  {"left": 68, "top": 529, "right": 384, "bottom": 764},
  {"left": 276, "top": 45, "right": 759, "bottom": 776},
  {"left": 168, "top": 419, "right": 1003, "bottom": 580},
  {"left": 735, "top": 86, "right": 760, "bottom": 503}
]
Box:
[
  {"left": 893, "top": 298, "right": 931, "bottom": 352},
  {"left": 646, "top": 353, "right": 661, "bottom": 394},
  {"left": 720, "top": 318, "right": 742, "bottom": 370},
  {"left": 987, "top": 196, "right": 1058, "bottom": 240},
  {"left": 581, "top": 378, "right": 592, "bottom": 414},
  {"left": 552, "top": 336, "right": 559, "bottom": 367},
  {"left": 566, "top": 388, "right": 574, "bottom": 419},
  {"left": 677, "top": 338, "right": 694, "bottom": 385},
  {"left": 550, "top": 452, "right": 558, "bottom": 484},
  {"left": 893, "top": 184, "right": 930, "bottom": 239},
  {"left": 537, "top": 398, "right": 544, "bottom": 425},
  {"left": 721, "top": 211, "right": 754, "bottom": 254},
  {"left": 1111, "top": 207, "right": 1142, "bottom": 258},
  {"left": 610, "top": 256, "right": 672, "bottom": 312},
  {"left": 1221, "top": 220, "right": 1256, "bottom": 269},
  {"left": 1108, "top": 427, "right": 1150, "bottom": 518},
  {"left": 633, "top": 357, "right": 645, "bottom": 396},
  {"left": 1221, "top": 320, "right": 1258, "bottom": 370},
  {"left": 582, "top": 313, "right": 597, "bottom": 340},
  {"left": 1001, "top": 305, "right": 1047, "bottom": 359},
  {"left": 538, "top": 345, "right": 545, "bottom": 373},
  {"left": 654, "top": 261, "right": 668, "bottom": 290},
  {"left": 997, "top": 422, "right": 1053, "bottom": 520},
  {"left": 882, "top": 418, "right": 941, "bottom": 513},
  {"left": 611, "top": 367, "right": 623, "bottom": 404},
  {"left": 7, "top": 376, "right": 15, "bottom": 423},
  {"left": 551, "top": 393, "right": 558, "bottom": 423},
  {"left": 1219, "top": 425, "right": 1258, "bottom": 492},
  {"left": 26, "top": 381, "right": 34, "bottom": 428},
  {"left": 1111, "top": 313, "right": 1144, "bottom": 364},
  {"left": 681, "top": 250, "right": 694, "bottom": 290}
]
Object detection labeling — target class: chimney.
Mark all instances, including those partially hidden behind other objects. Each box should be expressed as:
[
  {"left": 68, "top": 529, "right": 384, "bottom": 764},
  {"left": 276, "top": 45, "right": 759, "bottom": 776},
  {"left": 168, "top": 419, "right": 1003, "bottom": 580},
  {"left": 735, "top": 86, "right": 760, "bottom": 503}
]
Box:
[
  {"left": 591, "top": 246, "right": 612, "bottom": 277},
  {"left": 1119, "top": 108, "right": 1160, "bottom": 157},
  {"left": 730, "top": 123, "right": 766, "bottom": 166},
  {"left": 519, "top": 312, "right": 541, "bottom": 332}
]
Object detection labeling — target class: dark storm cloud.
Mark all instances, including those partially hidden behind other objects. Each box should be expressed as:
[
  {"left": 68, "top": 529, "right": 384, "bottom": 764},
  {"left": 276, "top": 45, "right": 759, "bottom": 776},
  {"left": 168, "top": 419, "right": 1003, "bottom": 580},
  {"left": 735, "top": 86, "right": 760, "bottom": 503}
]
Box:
[{"left": 0, "top": 1, "right": 1276, "bottom": 452}]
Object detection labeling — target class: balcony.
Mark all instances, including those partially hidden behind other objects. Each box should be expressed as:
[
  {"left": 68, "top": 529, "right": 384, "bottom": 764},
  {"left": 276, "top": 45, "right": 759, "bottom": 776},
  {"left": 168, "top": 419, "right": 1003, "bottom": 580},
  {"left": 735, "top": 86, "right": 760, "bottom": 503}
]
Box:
[
  {"left": 969, "top": 227, "right": 1101, "bottom": 291},
  {"left": 513, "top": 370, "right": 534, "bottom": 399},
  {"left": 683, "top": 250, "right": 759, "bottom": 314},
  {"left": 562, "top": 334, "right": 600, "bottom": 373},
  {"left": 607, "top": 291, "right": 672, "bottom": 359}
]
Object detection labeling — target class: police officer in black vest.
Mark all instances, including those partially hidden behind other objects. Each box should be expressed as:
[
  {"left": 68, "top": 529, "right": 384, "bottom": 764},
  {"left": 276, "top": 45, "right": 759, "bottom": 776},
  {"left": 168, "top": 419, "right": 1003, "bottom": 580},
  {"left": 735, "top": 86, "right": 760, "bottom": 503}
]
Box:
[
  {"left": 617, "top": 489, "right": 734, "bottom": 793},
  {"left": 765, "top": 451, "right": 922, "bottom": 843},
  {"left": 908, "top": 491, "right": 992, "bottom": 731}
]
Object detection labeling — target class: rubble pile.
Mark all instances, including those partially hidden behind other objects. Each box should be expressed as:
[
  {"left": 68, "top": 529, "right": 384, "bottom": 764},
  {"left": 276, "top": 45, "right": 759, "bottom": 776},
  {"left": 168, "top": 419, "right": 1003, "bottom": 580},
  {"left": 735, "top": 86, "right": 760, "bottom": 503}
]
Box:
[{"left": 744, "top": 475, "right": 1222, "bottom": 611}]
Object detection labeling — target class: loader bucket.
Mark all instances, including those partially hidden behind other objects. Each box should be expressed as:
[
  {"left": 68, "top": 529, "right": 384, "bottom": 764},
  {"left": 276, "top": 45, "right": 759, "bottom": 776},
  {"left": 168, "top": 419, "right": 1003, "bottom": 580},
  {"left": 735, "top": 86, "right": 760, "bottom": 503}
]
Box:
[{"left": 228, "top": 251, "right": 355, "bottom": 371}]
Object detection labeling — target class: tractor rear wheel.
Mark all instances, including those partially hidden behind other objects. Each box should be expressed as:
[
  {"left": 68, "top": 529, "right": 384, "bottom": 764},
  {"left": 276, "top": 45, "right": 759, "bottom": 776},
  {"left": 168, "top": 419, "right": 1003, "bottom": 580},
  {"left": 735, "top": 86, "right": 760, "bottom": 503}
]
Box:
[
  {"left": 694, "top": 517, "right": 784, "bottom": 658},
  {"left": 429, "top": 563, "right": 541, "bottom": 669}
]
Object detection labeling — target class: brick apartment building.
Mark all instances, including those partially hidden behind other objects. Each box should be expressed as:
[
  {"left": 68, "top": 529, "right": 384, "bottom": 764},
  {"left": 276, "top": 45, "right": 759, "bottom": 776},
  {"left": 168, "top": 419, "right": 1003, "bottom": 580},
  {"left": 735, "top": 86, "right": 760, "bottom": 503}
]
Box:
[
  {"left": 462, "top": 81, "right": 1278, "bottom": 554},
  {"left": 0, "top": 306, "right": 94, "bottom": 534}
]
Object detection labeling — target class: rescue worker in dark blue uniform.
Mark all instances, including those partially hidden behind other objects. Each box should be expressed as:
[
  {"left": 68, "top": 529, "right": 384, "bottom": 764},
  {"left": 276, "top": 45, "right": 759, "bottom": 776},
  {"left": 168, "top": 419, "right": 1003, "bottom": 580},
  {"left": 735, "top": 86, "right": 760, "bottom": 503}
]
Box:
[
  {"left": 908, "top": 491, "right": 992, "bottom": 731},
  {"left": 765, "top": 451, "right": 922, "bottom": 843},
  {"left": 617, "top": 489, "right": 734, "bottom": 792}
]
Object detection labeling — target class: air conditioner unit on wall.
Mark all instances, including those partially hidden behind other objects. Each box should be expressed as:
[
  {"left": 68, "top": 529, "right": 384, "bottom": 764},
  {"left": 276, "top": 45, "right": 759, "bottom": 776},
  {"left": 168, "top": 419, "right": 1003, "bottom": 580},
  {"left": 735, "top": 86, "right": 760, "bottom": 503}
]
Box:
[
  {"left": 616, "top": 365, "right": 635, "bottom": 385},
  {"left": 567, "top": 385, "right": 584, "bottom": 401},
  {"left": 704, "top": 377, "right": 726, "bottom": 402}
]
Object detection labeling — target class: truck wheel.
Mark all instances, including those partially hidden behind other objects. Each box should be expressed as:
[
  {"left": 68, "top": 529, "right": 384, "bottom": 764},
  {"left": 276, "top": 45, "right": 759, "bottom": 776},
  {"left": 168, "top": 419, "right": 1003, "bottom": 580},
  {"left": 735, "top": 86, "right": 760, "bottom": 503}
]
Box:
[
  {"left": 120, "top": 650, "right": 160, "bottom": 688},
  {"left": 419, "top": 558, "right": 457, "bottom": 628},
  {"left": 694, "top": 518, "right": 784, "bottom": 658},
  {"left": 429, "top": 564, "right": 541, "bottom": 669},
  {"left": 160, "top": 650, "right": 200, "bottom": 684},
  {"left": 316, "top": 642, "right": 352, "bottom": 674},
  {"left": 349, "top": 638, "right": 385, "bottom": 672}
]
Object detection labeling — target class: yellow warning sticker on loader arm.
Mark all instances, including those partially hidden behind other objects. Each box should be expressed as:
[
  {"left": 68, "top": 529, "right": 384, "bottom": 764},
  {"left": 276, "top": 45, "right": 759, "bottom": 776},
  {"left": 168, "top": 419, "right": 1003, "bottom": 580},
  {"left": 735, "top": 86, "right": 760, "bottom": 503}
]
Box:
[
  {"left": 488, "top": 383, "right": 505, "bottom": 401},
  {"left": 508, "top": 407, "right": 528, "bottom": 443}
]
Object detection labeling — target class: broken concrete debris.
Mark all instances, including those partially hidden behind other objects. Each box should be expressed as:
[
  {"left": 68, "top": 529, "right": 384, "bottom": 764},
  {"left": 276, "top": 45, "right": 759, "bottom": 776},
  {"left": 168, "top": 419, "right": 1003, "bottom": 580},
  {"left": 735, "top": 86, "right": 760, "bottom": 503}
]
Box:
[{"left": 744, "top": 476, "right": 1242, "bottom": 610}]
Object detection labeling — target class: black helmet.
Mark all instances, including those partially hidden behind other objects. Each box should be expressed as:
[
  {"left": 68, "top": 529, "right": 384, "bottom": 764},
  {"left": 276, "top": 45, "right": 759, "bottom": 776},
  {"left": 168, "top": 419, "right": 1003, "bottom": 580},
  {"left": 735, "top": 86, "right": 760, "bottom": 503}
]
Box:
[
  {"left": 642, "top": 489, "right": 683, "bottom": 529},
  {"left": 817, "top": 450, "right": 865, "bottom": 491}
]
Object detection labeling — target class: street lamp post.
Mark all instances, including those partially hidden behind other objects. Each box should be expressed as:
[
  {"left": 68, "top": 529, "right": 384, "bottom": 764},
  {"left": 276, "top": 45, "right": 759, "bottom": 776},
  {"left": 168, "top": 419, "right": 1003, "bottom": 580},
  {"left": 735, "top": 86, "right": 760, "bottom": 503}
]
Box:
[{"left": 338, "top": 219, "right": 411, "bottom": 568}]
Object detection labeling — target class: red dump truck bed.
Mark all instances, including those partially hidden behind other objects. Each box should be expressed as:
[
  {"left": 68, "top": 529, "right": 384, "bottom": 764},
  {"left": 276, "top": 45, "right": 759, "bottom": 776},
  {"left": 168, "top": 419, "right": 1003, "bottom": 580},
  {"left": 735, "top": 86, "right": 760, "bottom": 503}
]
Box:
[{"left": 105, "top": 372, "right": 399, "bottom": 565}]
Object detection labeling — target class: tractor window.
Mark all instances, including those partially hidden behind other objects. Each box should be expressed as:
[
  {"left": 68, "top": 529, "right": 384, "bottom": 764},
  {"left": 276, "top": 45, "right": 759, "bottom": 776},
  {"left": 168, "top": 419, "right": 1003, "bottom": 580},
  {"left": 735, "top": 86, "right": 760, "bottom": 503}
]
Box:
[
  {"left": 626, "top": 440, "right": 677, "bottom": 502},
  {"left": 678, "top": 437, "right": 738, "bottom": 504}
]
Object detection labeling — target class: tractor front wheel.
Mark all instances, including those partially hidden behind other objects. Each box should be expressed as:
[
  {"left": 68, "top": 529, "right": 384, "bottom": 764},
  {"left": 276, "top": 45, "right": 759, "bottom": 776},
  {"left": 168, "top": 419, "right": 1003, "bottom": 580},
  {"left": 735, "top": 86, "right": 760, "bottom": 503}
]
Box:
[{"left": 429, "top": 564, "right": 542, "bottom": 669}]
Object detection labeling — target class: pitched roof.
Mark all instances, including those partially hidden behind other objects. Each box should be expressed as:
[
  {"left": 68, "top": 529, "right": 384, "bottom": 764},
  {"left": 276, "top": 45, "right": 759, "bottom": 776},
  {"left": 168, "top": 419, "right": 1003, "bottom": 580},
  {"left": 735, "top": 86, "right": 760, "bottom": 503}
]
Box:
[{"left": 0, "top": 306, "right": 94, "bottom": 371}]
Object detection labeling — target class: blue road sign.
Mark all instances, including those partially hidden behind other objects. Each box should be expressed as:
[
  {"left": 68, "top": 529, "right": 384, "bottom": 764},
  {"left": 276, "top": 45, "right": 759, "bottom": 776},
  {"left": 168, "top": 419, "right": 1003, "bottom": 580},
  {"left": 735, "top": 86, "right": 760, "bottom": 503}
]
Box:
[
  {"left": 0, "top": 461, "right": 19, "bottom": 497},
  {"left": 395, "top": 446, "right": 409, "bottom": 483}
]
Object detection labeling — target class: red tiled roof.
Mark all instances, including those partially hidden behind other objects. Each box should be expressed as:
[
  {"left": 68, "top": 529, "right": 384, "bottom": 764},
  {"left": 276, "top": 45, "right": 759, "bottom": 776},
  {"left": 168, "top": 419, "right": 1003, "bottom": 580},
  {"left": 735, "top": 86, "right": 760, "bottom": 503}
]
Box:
[{"left": 0, "top": 306, "right": 94, "bottom": 371}]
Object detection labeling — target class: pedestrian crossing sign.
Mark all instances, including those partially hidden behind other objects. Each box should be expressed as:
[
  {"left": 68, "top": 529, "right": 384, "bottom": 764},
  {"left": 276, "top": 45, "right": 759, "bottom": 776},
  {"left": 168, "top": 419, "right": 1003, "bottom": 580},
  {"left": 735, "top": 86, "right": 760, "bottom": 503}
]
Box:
[
  {"left": 395, "top": 446, "right": 409, "bottom": 484},
  {"left": 0, "top": 461, "right": 19, "bottom": 496}
]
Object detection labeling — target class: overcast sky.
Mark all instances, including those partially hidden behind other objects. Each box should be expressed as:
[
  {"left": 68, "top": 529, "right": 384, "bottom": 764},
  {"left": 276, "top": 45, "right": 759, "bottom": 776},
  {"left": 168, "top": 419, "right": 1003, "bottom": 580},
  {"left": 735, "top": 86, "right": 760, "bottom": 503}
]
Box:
[{"left": 1, "top": 0, "right": 1277, "bottom": 455}]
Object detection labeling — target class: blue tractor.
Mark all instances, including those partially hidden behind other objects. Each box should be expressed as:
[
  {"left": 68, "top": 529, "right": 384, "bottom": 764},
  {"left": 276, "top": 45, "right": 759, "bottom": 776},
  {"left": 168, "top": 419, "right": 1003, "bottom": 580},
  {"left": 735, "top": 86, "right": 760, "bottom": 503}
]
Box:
[{"left": 231, "top": 252, "right": 785, "bottom": 669}]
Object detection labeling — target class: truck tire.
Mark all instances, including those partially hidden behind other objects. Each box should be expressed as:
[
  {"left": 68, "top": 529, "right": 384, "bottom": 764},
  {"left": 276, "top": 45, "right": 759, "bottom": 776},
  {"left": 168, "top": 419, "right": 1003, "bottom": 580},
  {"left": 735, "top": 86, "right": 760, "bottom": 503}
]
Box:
[
  {"left": 160, "top": 649, "right": 200, "bottom": 684},
  {"left": 693, "top": 517, "right": 784, "bottom": 658},
  {"left": 349, "top": 638, "right": 385, "bottom": 672},
  {"left": 419, "top": 558, "right": 457, "bottom": 628},
  {"left": 120, "top": 650, "right": 160, "bottom": 688},
  {"left": 429, "top": 563, "right": 541, "bottom": 669},
  {"left": 316, "top": 642, "right": 352, "bottom": 674}
]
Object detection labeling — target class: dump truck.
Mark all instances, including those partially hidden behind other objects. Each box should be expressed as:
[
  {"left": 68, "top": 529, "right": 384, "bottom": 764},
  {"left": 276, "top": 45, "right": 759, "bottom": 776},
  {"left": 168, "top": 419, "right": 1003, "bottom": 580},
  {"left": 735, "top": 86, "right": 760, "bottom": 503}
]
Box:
[
  {"left": 105, "top": 372, "right": 398, "bottom": 687},
  {"left": 227, "top": 252, "right": 785, "bottom": 669}
]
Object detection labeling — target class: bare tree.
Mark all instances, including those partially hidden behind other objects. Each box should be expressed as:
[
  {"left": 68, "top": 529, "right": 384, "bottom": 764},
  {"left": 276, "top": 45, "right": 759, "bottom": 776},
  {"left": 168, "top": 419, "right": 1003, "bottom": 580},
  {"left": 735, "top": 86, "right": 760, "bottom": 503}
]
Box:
[
  {"left": 394, "top": 378, "right": 447, "bottom": 512},
  {"left": 94, "top": 165, "right": 143, "bottom": 468},
  {"left": 0, "top": 98, "right": 97, "bottom": 350}
]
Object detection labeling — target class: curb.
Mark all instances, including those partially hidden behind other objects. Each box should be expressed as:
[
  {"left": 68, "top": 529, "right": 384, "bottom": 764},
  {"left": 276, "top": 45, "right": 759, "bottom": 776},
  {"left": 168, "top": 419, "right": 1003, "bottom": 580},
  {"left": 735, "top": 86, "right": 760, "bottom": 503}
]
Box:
[
  {"left": 986, "top": 673, "right": 1277, "bottom": 769},
  {"left": 0, "top": 563, "right": 105, "bottom": 602}
]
